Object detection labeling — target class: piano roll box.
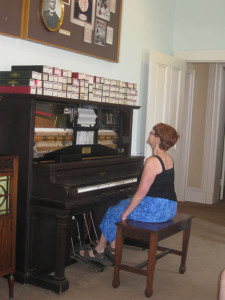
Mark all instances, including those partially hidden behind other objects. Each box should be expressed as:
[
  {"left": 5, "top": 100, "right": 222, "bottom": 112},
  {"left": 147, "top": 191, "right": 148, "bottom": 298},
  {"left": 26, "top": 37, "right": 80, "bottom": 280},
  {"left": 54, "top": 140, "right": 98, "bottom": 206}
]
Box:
[
  {"left": 0, "top": 70, "right": 42, "bottom": 94},
  {"left": 0, "top": 70, "right": 42, "bottom": 80},
  {"left": 11, "top": 65, "right": 52, "bottom": 74},
  {"left": 0, "top": 85, "right": 36, "bottom": 94},
  {"left": 0, "top": 78, "right": 41, "bottom": 86}
]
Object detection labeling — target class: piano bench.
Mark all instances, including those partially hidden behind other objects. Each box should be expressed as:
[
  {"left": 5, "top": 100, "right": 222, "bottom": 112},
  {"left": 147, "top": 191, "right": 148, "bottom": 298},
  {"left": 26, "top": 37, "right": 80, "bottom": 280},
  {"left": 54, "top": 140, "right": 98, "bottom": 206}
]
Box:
[{"left": 112, "top": 213, "right": 193, "bottom": 298}]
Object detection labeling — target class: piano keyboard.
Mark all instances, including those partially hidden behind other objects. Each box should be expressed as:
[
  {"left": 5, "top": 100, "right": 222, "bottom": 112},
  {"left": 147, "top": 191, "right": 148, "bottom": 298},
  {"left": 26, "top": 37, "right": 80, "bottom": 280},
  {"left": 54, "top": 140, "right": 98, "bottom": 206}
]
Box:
[{"left": 77, "top": 178, "right": 137, "bottom": 194}]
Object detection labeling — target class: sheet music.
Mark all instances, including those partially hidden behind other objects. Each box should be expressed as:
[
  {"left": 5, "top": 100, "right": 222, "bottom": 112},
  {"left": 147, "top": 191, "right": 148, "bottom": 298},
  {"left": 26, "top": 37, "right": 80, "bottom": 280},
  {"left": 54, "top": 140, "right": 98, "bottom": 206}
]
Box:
[
  {"left": 76, "top": 131, "right": 94, "bottom": 144},
  {"left": 77, "top": 108, "right": 97, "bottom": 126}
]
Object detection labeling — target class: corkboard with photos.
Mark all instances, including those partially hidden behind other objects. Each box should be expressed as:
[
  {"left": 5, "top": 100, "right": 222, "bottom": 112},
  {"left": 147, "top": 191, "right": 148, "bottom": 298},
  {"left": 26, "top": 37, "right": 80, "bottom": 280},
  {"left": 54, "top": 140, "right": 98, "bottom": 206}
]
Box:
[
  {"left": 24, "top": 0, "right": 123, "bottom": 62},
  {"left": 0, "top": 0, "right": 122, "bottom": 62}
]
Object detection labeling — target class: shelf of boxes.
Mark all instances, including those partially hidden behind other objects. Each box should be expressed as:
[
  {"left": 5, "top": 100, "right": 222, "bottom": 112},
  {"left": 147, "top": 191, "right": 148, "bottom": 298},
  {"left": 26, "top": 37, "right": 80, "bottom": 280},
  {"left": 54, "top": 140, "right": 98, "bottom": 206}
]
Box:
[{"left": 0, "top": 65, "right": 138, "bottom": 106}]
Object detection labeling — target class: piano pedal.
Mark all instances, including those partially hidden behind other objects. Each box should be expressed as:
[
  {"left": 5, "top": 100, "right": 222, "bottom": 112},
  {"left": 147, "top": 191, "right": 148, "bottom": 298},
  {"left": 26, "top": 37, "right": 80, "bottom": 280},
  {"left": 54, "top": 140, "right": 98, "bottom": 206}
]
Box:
[
  {"left": 83, "top": 212, "right": 99, "bottom": 247},
  {"left": 71, "top": 253, "right": 104, "bottom": 272},
  {"left": 101, "top": 255, "right": 114, "bottom": 267}
]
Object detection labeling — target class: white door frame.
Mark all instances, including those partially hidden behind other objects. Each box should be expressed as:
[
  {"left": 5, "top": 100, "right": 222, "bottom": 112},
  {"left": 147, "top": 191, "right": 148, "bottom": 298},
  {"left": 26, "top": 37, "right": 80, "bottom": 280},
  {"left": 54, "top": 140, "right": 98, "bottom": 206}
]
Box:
[
  {"left": 220, "top": 134, "right": 225, "bottom": 200},
  {"left": 205, "top": 63, "right": 225, "bottom": 203},
  {"left": 174, "top": 50, "right": 225, "bottom": 62},
  {"left": 182, "top": 64, "right": 195, "bottom": 202}
]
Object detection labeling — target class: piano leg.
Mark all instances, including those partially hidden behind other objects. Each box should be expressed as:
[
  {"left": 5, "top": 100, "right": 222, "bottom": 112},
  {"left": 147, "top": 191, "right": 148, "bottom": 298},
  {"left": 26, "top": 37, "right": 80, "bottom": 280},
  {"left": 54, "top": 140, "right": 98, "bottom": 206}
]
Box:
[
  {"left": 24, "top": 207, "right": 70, "bottom": 294},
  {"left": 28, "top": 212, "right": 39, "bottom": 272},
  {"left": 29, "top": 210, "right": 69, "bottom": 279},
  {"left": 55, "top": 214, "right": 68, "bottom": 280}
]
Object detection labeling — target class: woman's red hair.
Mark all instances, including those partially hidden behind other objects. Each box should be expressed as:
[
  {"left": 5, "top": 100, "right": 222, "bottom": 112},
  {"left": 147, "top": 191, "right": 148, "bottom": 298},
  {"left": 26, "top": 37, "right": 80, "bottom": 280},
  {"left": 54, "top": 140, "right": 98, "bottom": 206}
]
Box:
[{"left": 153, "top": 123, "right": 179, "bottom": 150}]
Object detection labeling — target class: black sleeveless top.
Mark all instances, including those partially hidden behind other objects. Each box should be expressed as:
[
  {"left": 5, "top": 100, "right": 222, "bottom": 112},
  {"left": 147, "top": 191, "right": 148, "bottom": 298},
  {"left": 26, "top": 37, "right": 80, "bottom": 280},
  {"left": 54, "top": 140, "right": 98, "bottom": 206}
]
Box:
[{"left": 138, "top": 155, "right": 177, "bottom": 202}]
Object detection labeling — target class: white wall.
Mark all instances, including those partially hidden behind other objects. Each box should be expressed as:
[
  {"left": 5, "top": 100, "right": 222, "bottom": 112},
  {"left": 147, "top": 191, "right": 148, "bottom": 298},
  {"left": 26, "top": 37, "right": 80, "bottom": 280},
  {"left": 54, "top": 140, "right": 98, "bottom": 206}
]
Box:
[
  {"left": 0, "top": 0, "right": 176, "bottom": 155},
  {"left": 173, "top": 0, "right": 225, "bottom": 52}
]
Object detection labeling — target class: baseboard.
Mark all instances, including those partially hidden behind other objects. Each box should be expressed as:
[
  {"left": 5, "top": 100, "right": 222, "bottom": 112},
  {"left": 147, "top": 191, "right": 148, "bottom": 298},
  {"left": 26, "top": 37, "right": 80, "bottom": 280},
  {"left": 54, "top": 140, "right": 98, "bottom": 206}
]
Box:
[{"left": 185, "top": 187, "right": 206, "bottom": 204}]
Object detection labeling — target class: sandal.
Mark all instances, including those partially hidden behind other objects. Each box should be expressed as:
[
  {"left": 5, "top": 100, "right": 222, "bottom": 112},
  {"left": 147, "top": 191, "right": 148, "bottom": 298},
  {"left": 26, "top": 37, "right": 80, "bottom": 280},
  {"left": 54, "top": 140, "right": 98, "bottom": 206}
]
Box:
[
  {"left": 78, "top": 248, "right": 105, "bottom": 263},
  {"left": 104, "top": 245, "right": 115, "bottom": 264}
]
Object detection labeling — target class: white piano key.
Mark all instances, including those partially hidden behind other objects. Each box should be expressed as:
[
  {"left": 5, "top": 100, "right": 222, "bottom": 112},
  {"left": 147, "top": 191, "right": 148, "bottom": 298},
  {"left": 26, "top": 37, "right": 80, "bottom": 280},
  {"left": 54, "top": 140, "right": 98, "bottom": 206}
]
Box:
[{"left": 77, "top": 178, "right": 137, "bottom": 194}]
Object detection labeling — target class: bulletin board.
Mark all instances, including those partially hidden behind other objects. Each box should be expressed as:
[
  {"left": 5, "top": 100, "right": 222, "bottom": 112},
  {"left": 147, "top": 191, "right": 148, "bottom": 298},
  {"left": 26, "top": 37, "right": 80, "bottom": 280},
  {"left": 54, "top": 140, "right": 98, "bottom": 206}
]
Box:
[
  {"left": 23, "top": 0, "right": 123, "bottom": 62},
  {"left": 0, "top": 0, "right": 26, "bottom": 38}
]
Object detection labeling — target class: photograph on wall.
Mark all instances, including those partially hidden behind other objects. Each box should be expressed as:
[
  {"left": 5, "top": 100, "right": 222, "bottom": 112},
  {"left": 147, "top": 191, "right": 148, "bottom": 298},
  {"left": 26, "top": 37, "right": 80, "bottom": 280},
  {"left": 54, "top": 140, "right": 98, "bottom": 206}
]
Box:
[
  {"left": 70, "top": 0, "right": 96, "bottom": 29},
  {"left": 63, "top": 0, "right": 71, "bottom": 5},
  {"left": 106, "top": 26, "right": 113, "bottom": 45},
  {"left": 84, "top": 23, "right": 92, "bottom": 43},
  {"left": 110, "top": 0, "right": 116, "bottom": 13},
  {"left": 41, "top": 0, "right": 64, "bottom": 31},
  {"left": 94, "top": 19, "right": 106, "bottom": 46},
  {"left": 96, "top": 0, "right": 110, "bottom": 21}
]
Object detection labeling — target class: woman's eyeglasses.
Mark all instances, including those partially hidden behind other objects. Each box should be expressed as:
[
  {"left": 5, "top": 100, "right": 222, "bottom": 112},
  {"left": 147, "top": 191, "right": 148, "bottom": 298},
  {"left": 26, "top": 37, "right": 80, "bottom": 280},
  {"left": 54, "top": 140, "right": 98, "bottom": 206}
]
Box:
[{"left": 150, "top": 130, "right": 159, "bottom": 137}]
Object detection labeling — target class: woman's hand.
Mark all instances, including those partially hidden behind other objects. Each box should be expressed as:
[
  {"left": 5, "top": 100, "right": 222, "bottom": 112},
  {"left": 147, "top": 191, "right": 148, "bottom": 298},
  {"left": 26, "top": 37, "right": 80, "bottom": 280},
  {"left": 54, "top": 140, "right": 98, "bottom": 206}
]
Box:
[{"left": 121, "top": 212, "right": 128, "bottom": 221}]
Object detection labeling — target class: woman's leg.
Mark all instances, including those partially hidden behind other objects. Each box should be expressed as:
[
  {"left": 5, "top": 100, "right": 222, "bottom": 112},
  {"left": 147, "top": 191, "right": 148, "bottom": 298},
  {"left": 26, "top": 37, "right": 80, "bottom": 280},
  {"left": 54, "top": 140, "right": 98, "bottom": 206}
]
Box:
[
  {"left": 80, "top": 199, "right": 130, "bottom": 258},
  {"left": 100, "top": 198, "right": 130, "bottom": 242},
  {"left": 110, "top": 240, "right": 115, "bottom": 249}
]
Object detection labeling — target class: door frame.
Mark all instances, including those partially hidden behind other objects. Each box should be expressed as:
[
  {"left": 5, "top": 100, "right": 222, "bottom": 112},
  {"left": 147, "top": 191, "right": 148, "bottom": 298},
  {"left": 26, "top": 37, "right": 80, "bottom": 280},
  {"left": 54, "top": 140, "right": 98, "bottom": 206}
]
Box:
[
  {"left": 182, "top": 64, "right": 195, "bottom": 202},
  {"left": 205, "top": 63, "right": 225, "bottom": 203}
]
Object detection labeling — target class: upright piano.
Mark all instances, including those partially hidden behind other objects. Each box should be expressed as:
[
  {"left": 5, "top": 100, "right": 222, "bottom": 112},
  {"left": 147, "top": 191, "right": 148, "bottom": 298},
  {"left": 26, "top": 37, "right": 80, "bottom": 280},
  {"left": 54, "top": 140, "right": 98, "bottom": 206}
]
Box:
[{"left": 0, "top": 93, "right": 144, "bottom": 293}]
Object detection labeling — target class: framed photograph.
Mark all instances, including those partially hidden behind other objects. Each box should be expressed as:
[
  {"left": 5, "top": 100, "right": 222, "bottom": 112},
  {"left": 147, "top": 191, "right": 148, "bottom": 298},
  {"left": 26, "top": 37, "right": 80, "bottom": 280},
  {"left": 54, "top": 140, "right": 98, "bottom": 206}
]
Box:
[
  {"left": 96, "top": 0, "right": 110, "bottom": 21},
  {"left": 94, "top": 19, "right": 106, "bottom": 46},
  {"left": 41, "top": 0, "right": 64, "bottom": 31},
  {"left": 63, "top": 0, "right": 71, "bottom": 4},
  {"left": 70, "top": 0, "right": 96, "bottom": 29}
]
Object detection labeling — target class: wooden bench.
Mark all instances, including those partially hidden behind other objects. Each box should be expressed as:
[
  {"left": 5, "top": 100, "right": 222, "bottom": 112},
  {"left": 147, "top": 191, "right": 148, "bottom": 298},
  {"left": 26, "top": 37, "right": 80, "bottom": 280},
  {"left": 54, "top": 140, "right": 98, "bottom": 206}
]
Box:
[{"left": 112, "top": 213, "right": 193, "bottom": 297}]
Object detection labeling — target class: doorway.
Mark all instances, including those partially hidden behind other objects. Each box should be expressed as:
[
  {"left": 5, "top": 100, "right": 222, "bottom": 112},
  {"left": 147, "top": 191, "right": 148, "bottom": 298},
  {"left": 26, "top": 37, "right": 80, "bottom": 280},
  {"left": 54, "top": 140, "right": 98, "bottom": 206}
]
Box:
[{"left": 184, "top": 63, "right": 225, "bottom": 204}]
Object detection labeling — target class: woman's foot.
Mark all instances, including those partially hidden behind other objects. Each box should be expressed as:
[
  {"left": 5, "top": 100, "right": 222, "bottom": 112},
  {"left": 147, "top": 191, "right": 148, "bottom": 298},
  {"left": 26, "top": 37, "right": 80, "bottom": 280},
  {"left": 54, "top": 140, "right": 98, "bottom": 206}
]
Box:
[
  {"left": 104, "top": 244, "right": 115, "bottom": 264},
  {"left": 79, "top": 248, "right": 105, "bottom": 263}
]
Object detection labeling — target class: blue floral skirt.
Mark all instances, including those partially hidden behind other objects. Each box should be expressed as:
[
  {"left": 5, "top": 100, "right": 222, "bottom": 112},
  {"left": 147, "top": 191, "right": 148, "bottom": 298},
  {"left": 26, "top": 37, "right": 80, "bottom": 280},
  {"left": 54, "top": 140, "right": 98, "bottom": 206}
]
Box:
[{"left": 100, "top": 197, "right": 177, "bottom": 242}]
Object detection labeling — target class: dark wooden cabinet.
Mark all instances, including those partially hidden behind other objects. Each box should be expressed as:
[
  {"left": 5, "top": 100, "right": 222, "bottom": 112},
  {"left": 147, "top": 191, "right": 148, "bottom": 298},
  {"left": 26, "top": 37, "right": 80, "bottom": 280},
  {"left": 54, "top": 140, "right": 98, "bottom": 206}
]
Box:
[{"left": 0, "top": 156, "right": 18, "bottom": 300}]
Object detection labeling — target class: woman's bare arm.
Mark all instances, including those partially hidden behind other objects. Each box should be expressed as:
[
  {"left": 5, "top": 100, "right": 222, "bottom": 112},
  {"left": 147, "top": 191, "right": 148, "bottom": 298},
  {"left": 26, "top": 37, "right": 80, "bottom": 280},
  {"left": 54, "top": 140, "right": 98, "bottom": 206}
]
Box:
[{"left": 121, "top": 156, "right": 162, "bottom": 220}]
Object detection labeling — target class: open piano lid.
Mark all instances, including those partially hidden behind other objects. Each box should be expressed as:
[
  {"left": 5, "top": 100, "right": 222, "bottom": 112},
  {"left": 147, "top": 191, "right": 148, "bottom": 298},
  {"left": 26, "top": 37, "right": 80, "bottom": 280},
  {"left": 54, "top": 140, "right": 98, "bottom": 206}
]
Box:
[{"left": 39, "top": 144, "right": 119, "bottom": 163}]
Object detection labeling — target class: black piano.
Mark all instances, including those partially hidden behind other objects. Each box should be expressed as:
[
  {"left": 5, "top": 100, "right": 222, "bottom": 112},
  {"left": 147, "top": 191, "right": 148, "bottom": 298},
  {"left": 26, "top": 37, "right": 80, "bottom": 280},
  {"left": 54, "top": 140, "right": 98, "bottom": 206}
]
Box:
[{"left": 0, "top": 94, "right": 144, "bottom": 293}]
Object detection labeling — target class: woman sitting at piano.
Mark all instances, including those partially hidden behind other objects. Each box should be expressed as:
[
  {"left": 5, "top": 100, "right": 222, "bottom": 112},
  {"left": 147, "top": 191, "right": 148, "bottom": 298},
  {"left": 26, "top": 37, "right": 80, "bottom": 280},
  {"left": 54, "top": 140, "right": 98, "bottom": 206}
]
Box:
[{"left": 79, "top": 123, "right": 179, "bottom": 263}]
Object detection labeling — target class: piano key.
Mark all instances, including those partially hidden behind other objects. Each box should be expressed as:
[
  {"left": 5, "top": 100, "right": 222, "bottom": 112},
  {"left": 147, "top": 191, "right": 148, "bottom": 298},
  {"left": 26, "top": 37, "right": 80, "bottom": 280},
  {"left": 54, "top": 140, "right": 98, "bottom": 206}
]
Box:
[{"left": 77, "top": 178, "right": 137, "bottom": 194}]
